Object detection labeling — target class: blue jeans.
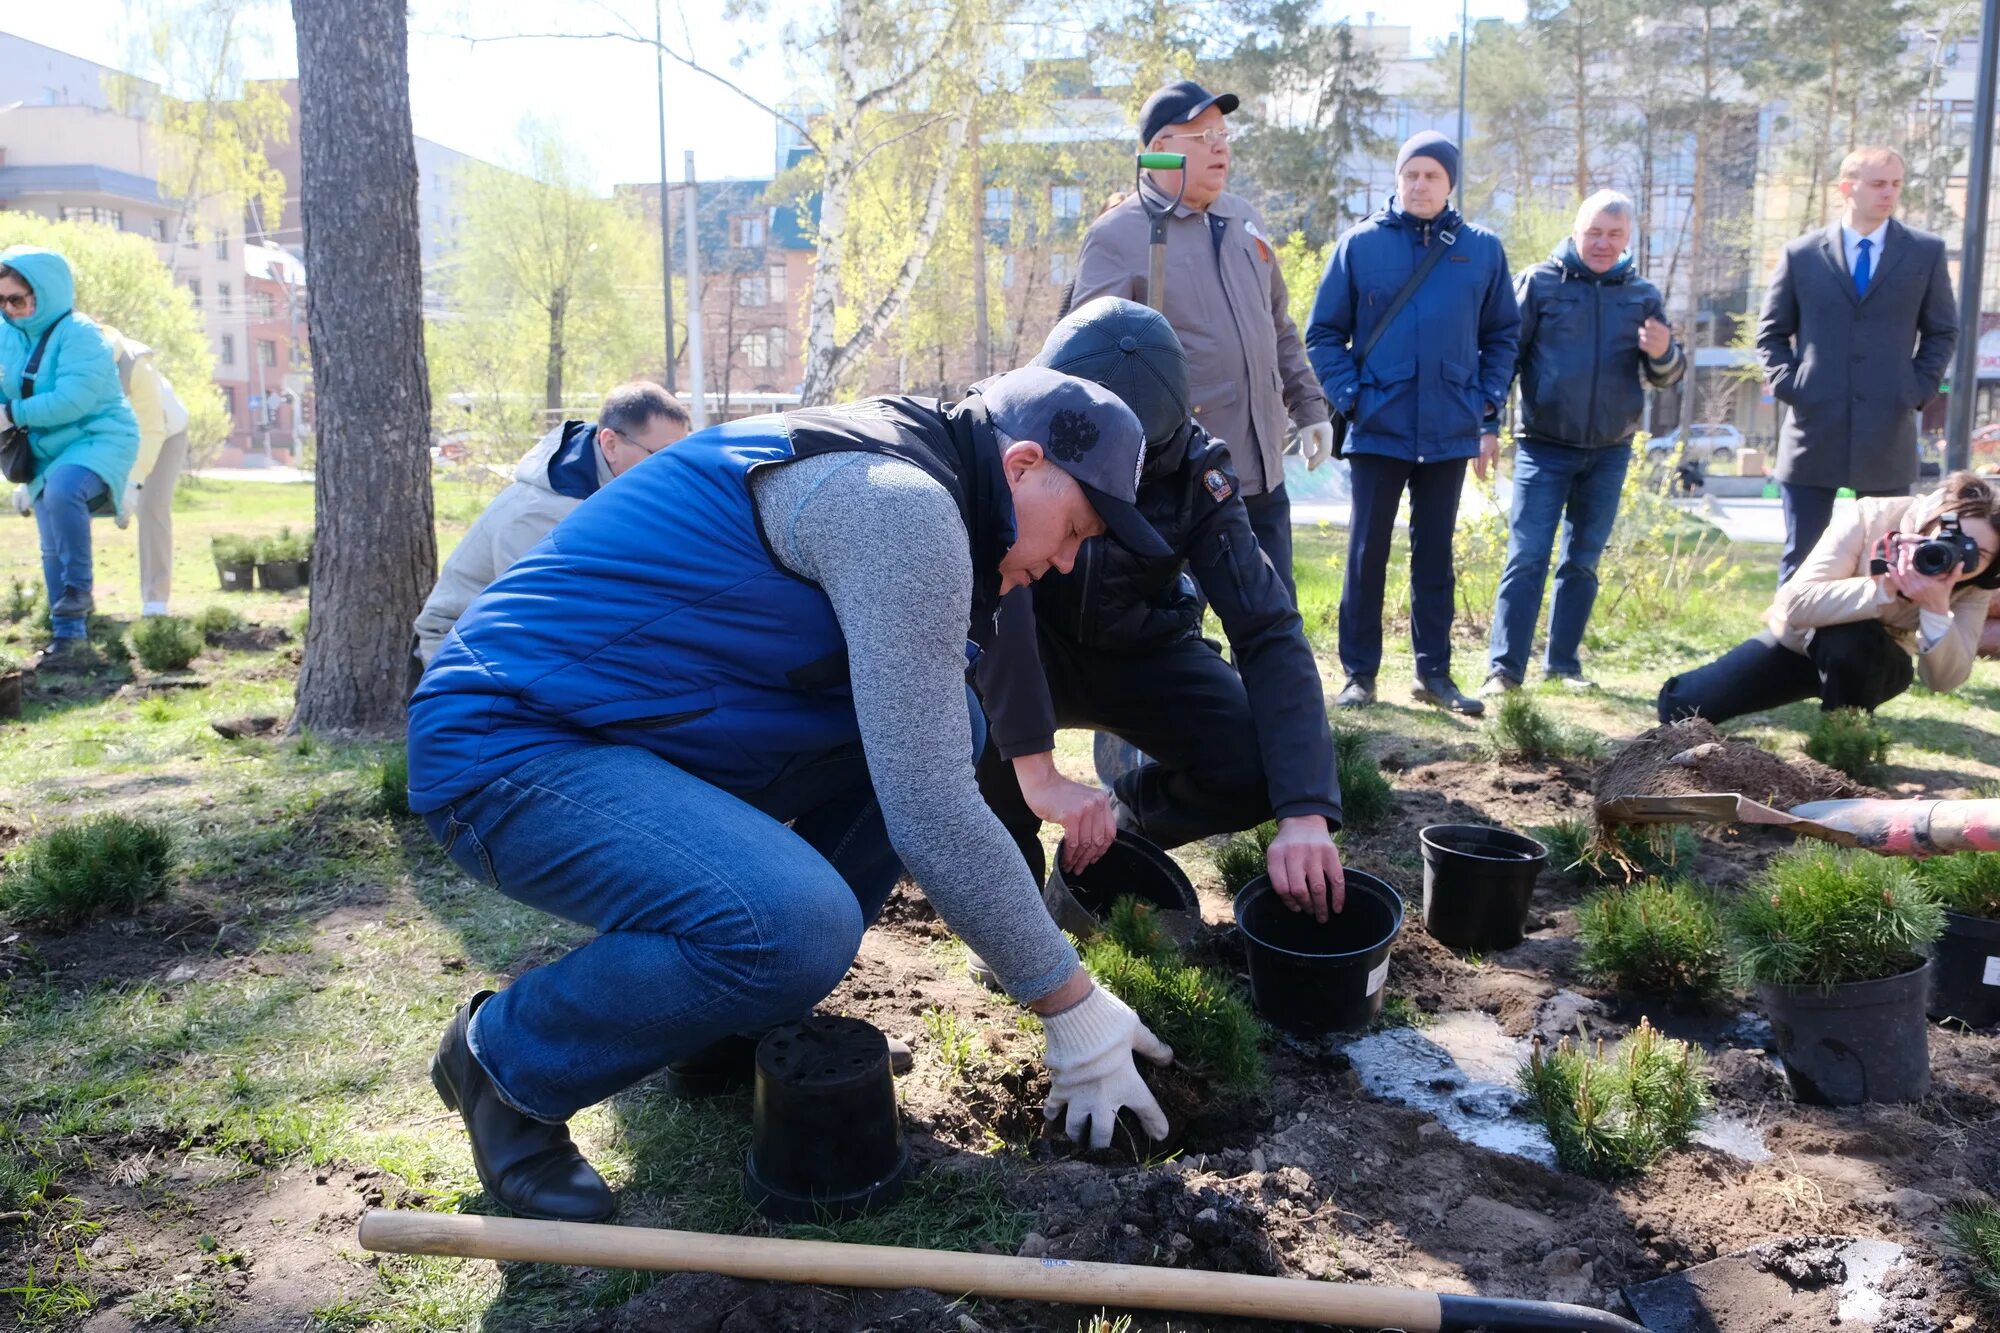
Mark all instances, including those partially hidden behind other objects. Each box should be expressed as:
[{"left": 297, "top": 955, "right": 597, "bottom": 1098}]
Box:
[
  {"left": 424, "top": 693, "right": 985, "bottom": 1121},
  {"left": 1486, "top": 441, "right": 1631, "bottom": 681},
  {"left": 36, "top": 464, "right": 109, "bottom": 639}
]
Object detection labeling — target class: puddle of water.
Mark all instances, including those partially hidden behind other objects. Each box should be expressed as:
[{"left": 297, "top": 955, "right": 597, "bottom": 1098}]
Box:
[
  {"left": 1342, "top": 1010, "right": 1770, "bottom": 1166},
  {"left": 1836, "top": 1238, "right": 1906, "bottom": 1325}
]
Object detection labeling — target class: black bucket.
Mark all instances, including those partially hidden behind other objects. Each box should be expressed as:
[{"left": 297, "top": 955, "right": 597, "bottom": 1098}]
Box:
[
  {"left": 743, "top": 1016, "right": 909, "bottom": 1221},
  {"left": 1930, "top": 912, "right": 2000, "bottom": 1029},
  {"left": 1757, "top": 961, "right": 1933, "bottom": 1105},
  {"left": 1420, "top": 823, "right": 1549, "bottom": 951},
  {"left": 1233, "top": 870, "right": 1404, "bottom": 1035},
  {"left": 1042, "top": 829, "right": 1199, "bottom": 940}
]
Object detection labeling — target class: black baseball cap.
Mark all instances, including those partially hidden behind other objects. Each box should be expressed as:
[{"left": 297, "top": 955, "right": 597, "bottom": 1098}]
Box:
[
  {"left": 1034, "top": 296, "right": 1189, "bottom": 453},
  {"left": 1138, "top": 80, "right": 1240, "bottom": 148},
  {"left": 975, "top": 366, "right": 1170, "bottom": 559}
]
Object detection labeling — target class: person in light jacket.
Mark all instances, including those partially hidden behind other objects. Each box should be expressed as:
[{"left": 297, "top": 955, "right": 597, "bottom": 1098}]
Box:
[
  {"left": 1658, "top": 471, "right": 1998, "bottom": 724},
  {"left": 1068, "top": 79, "right": 1333, "bottom": 600},
  {"left": 0, "top": 247, "right": 139, "bottom": 663},
  {"left": 102, "top": 327, "right": 192, "bottom": 616}
]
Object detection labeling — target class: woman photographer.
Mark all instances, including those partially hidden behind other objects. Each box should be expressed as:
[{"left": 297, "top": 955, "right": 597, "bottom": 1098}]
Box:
[
  {"left": 1659, "top": 471, "right": 1998, "bottom": 725},
  {"left": 0, "top": 246, "right": 138, "bottom": 663}
]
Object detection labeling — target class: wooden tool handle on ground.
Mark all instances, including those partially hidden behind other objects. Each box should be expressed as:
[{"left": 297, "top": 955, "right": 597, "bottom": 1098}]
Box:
[{"left": 357, "top": 1209, "right": 1445, "bottom": 1330}]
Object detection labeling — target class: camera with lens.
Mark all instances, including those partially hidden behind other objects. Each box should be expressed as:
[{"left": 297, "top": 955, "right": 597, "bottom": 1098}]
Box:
[{"left": 1869, "top": 513, "right": 1982, "bottom": 579}]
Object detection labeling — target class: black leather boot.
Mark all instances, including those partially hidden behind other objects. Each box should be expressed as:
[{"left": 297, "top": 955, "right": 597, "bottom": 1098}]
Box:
[
  {"left": 430, "top": 991, "right": 616, "bottom": 1222},
  {"left": 1413, "top": 674, "right": 1486, "bottom": 717}
]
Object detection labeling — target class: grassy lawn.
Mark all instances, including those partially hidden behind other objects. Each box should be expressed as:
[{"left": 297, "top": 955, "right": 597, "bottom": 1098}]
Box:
[{"left": 1, "top": 474, "right": 1995, "bottom": 1330}]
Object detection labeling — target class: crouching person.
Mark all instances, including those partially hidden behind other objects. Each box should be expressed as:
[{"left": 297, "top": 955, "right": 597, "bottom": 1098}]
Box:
[
  {"left": 1658, "top": 471, "right": 1999, "bottom": 724},
  {"left": 407, "top": 368, "right": 1176, "bottom": 1221}
]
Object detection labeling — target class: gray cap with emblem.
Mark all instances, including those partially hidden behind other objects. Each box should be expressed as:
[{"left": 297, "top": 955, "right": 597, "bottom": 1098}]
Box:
[{"left": 974, "top": 365, "right": 1170, "bottom": 559}]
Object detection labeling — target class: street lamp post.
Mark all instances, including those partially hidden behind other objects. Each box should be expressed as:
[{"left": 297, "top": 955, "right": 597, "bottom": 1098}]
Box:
[
  {"left": 1945, "top": 0, "right": 2000, "bottom": 470},
  {"left": 1456, "top": 0, "right": 1470, "bottom": 212}
]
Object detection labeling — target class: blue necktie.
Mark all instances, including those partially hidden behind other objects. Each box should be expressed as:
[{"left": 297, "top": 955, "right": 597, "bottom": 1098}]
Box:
[{"left": 1854, "top": 237, "right": 1872, "bottom": 298}]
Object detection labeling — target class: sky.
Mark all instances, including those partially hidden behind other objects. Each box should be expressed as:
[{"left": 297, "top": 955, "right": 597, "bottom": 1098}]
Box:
[{"left": 7, "top": 0, "right": 1523, "bottom": 192}]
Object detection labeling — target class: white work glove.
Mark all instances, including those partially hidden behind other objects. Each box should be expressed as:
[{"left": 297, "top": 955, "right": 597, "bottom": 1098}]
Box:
[
  {"left": 1299, "top": 420, "right": 1335, "bottom": 471},
  {"left": 0, "top": 404, "right": 12, "bottom": 431},
  {"left": 9, "top": 486, "right": 28, "bottom": 517},
  {"left": 1041, "top": 984, "right": 1173, "bottom": 1149}
]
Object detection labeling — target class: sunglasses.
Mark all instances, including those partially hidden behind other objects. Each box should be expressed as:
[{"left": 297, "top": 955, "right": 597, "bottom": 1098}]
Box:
[{"left": 0, "top": 292, "right": 32, "bottom": 311}]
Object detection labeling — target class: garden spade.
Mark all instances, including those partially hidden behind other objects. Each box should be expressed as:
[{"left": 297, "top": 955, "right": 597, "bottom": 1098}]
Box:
[
  {"left": 1596, "top": 794, "right": 2000, "bottom": 857},
  {"left": 358, "top": 1209, "right": 1651, "bottom": 1331}
]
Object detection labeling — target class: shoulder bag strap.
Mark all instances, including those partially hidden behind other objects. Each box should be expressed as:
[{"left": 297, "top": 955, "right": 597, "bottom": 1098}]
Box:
[
  {"left": 1353, "top": 230, "right": 1455, "bottom": 372},
  {"left": 18, "top": 311, "right": 70, "bottom": 399}
]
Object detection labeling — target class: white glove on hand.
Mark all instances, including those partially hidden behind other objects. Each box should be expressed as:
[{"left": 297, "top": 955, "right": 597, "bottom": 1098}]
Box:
[
  {"left": 9, "top": 486, "right": 29, "bottom": 517},
  {"left": 1041, "top": 984, "right": 1173, "bottom": 1149},
  {"left": 0, "top": 404, "right": 12, "bottom": 431},
  {"left": 1299, "top": 420, "right": 1335, "bottom": 471}
]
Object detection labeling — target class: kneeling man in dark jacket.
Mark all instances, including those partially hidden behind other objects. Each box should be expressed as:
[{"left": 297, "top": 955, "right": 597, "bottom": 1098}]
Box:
[{"left": 974, "top": 297, "right": 1345, "bottom": 921}]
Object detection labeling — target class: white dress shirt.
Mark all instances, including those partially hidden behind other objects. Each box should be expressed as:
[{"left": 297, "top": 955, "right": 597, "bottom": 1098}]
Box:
[{"left": 1842, "top": 219, "right": 1889, "bottom": 279}]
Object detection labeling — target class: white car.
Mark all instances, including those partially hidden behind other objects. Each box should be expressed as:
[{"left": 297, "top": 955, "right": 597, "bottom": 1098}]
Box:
[{"left": 1646, "top": 423, "right": 1744, "bottom": 465}]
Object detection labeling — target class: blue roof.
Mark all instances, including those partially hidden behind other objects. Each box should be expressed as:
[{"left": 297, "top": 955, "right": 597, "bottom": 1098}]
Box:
[{"left": 0, "top": 163, "right": 163, "bottom": 205}]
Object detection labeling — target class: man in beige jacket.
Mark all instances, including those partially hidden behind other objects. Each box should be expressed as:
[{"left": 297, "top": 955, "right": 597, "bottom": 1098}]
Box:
[
  {"left": 1658, "top": 472, "right": 1998, "bottom": 723},
  {"left": 1069, "top": 80, "right": 1331, "bottom": 601},
  {"left": 412, "top": 381, "right": 688, "bottom": 668},
  {"left": 102, "top": 328, "right": 190, "bottom": 615}
]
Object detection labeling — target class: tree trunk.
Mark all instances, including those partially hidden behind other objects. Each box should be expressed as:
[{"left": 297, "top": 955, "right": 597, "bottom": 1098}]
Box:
[
  {"left": 289, "top": 0, "right": 436, "bottom": 736},
  {"left": 1573, "top": 7, "right": 1589, "bottom": 198},
  {"left": 545, "top": 286, "right": 568, "bottom": 413}
]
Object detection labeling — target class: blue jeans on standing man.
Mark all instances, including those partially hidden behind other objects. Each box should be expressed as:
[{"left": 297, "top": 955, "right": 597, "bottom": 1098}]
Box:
[
  {"left": 422, "top": 690, "right": 985, "bottom": 1123},
  {"left": 35, "top": 463, "right": 109, "bottom": 640},
  {"left": 1486, "top": 440, "right": 1631, "bottom": 683}
]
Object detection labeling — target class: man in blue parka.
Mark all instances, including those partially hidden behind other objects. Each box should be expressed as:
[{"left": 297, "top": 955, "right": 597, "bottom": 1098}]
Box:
[
  {"left": 0, "top": 247, "right": 139, "bottom": 657},
  {"left": 1305, "top": 133, "right": 1520, "bottom": 716},
  {"left": 408, "top": 368, "right": 1181, "bottom": 1222}
]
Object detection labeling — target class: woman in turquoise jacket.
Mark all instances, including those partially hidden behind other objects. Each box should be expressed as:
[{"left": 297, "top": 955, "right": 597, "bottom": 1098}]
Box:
[{"left": 0, "top": 246, "right": 140, "bottom": 653}]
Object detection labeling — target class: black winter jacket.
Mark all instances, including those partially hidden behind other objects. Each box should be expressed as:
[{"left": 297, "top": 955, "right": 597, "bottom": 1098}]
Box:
[
  {"left": 1513, "top": 240, "right": 1684, "bottom": 449},
  {"left": 973, "top": 422, "right": 1341, "bottom": 826}
]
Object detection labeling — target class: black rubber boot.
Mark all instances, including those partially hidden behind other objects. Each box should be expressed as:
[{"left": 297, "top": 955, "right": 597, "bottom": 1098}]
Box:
[{"left": 430, "top": 991, "right": 616, "bottom": 1222}]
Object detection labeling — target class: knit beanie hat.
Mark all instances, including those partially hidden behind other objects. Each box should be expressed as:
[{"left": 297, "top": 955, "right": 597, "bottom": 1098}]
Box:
[{"left": 1395, "top": 130, "right": 1460, "bottom": 188}]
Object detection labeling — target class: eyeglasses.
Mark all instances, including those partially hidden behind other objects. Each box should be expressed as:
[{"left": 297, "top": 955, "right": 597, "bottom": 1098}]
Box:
[
  {"left": 604, "top": 427, "right": 668, "bottom": 457},
  {"left": 1161, "top": 126, "right": 1231, "bottom": 149},
  {"left": 0, "top": 292, "right": 32, "bottom": 311}
]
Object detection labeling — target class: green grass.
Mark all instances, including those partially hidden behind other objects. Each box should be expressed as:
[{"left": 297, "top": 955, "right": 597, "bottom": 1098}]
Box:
[
  {"left": 1728, "top": 846, "right": 1945, "bottom": 988},
  {"left": 1536, "top": 816, "right": 1699, "bottom": 885},
  {"left": 1945, "top": 1199, "right": 2000, "bottom": 1306},
  {"left": 1081, "top": 897, "right": 1264, "bottom": 1093},
  {"left": 1805, "top": 707, "right": 1892, "bottom": 784},
  {"left": 1575, "top": 879, "right": 1727, "bottom": 999},
  {"left": 4, "top": 575, "right": 36, "bottom": 623},
  {"left": 1483, "top": 691, "right": 1605, "bottom": 764},
  {"left": 191, "top": 604, "right": 246, "bottom": 642},
  {"left": 0, "top": 813, "right": 177, "bottom": 928},
  {"left": 1334, "top": 726, "right": 1395, "bottom": 829},
  {"left": 1912, "top": 851, "right": 2000, "bottom": 919},
  {"left": 1518, "top": 1019, "right": 1711, "bottom": 1180},
  {"left": 372, "top": 750, "right": 412, "bottom": 818},
  {"left": 921, "top": 1006, "right": 988, "bottom": 1084}
]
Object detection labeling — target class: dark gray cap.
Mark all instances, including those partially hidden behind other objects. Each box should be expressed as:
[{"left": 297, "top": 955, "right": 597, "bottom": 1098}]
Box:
[
  {"left": 1034, "top": 297, "right": 1189, "bottom": 451},
  {"left": 1138, "top": 80, "right": 1240, "bottom": 148},
  {"left": 975, "top": 366, "right": 1170, "bottom": 558}
]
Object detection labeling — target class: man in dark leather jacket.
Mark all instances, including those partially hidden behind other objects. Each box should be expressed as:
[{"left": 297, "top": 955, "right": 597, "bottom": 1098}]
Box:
[{"left": 973, "top": 297, "right": 1345, "bottom": 921}]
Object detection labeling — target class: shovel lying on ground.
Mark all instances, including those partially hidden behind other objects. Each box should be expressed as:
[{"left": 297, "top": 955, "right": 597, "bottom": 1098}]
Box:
[
  {"left": 1596, "top": 794, "right": 2000, "bottom": 856},
  {"left": 357, "top": 1209, "right": 1650, "bottom": 1331}
]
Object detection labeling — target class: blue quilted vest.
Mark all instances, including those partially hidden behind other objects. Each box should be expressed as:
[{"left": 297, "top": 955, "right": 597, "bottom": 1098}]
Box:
[{"left": 407, "top": 402, "right": 1010, "bottom": 813}]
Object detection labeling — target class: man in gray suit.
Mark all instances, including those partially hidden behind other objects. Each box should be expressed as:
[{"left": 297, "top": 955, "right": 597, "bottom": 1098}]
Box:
[{"left": 1757, "top": 145, "right": 1958, "bottom": 584}]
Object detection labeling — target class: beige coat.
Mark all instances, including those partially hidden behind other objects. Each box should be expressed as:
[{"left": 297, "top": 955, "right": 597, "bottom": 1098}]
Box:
[
  {"left": 1071, "top": 184, "right": 1327, "bottom": 496},
  {"left": 1766, "top": 494, "right": 1993, "bottom": 692}
]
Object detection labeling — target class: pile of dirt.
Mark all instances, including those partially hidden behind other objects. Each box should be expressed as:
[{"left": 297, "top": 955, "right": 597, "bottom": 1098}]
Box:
[
  {"left": 569, "top": 1271, "right": 966, "bottom": 1333},
  {"left": 1593, "top": 717, "right": 1880, "bottom": 812}
]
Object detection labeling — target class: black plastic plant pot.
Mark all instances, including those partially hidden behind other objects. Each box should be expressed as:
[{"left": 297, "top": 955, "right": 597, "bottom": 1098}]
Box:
[
  {"left": 0, "top": 670, "right": 21, "bottom": 720},
  {"left": 1420, "top": 823, "right": 1549, "bottom": 952},
  {"left": 742, "top": 1016, "right": 909, "bottom": 1223},
  {"left": 215, "top": 560, "right": 255, "bottom": 592},
  {"left": 1233, "top": 870, "right": 1403, "bottom": 1035},
  {"left": 257, "top": 559, "right": 305, "bottom": 592},
  {"left": 1931, "top": 911, "right": 2000, "bottom": 1029},
  {"left": 1757, "top": 961, "right": 1933, "bottom": 1105},
  {"left": 1042, "top": 829, "right": 1199, "bottom": 940}
]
